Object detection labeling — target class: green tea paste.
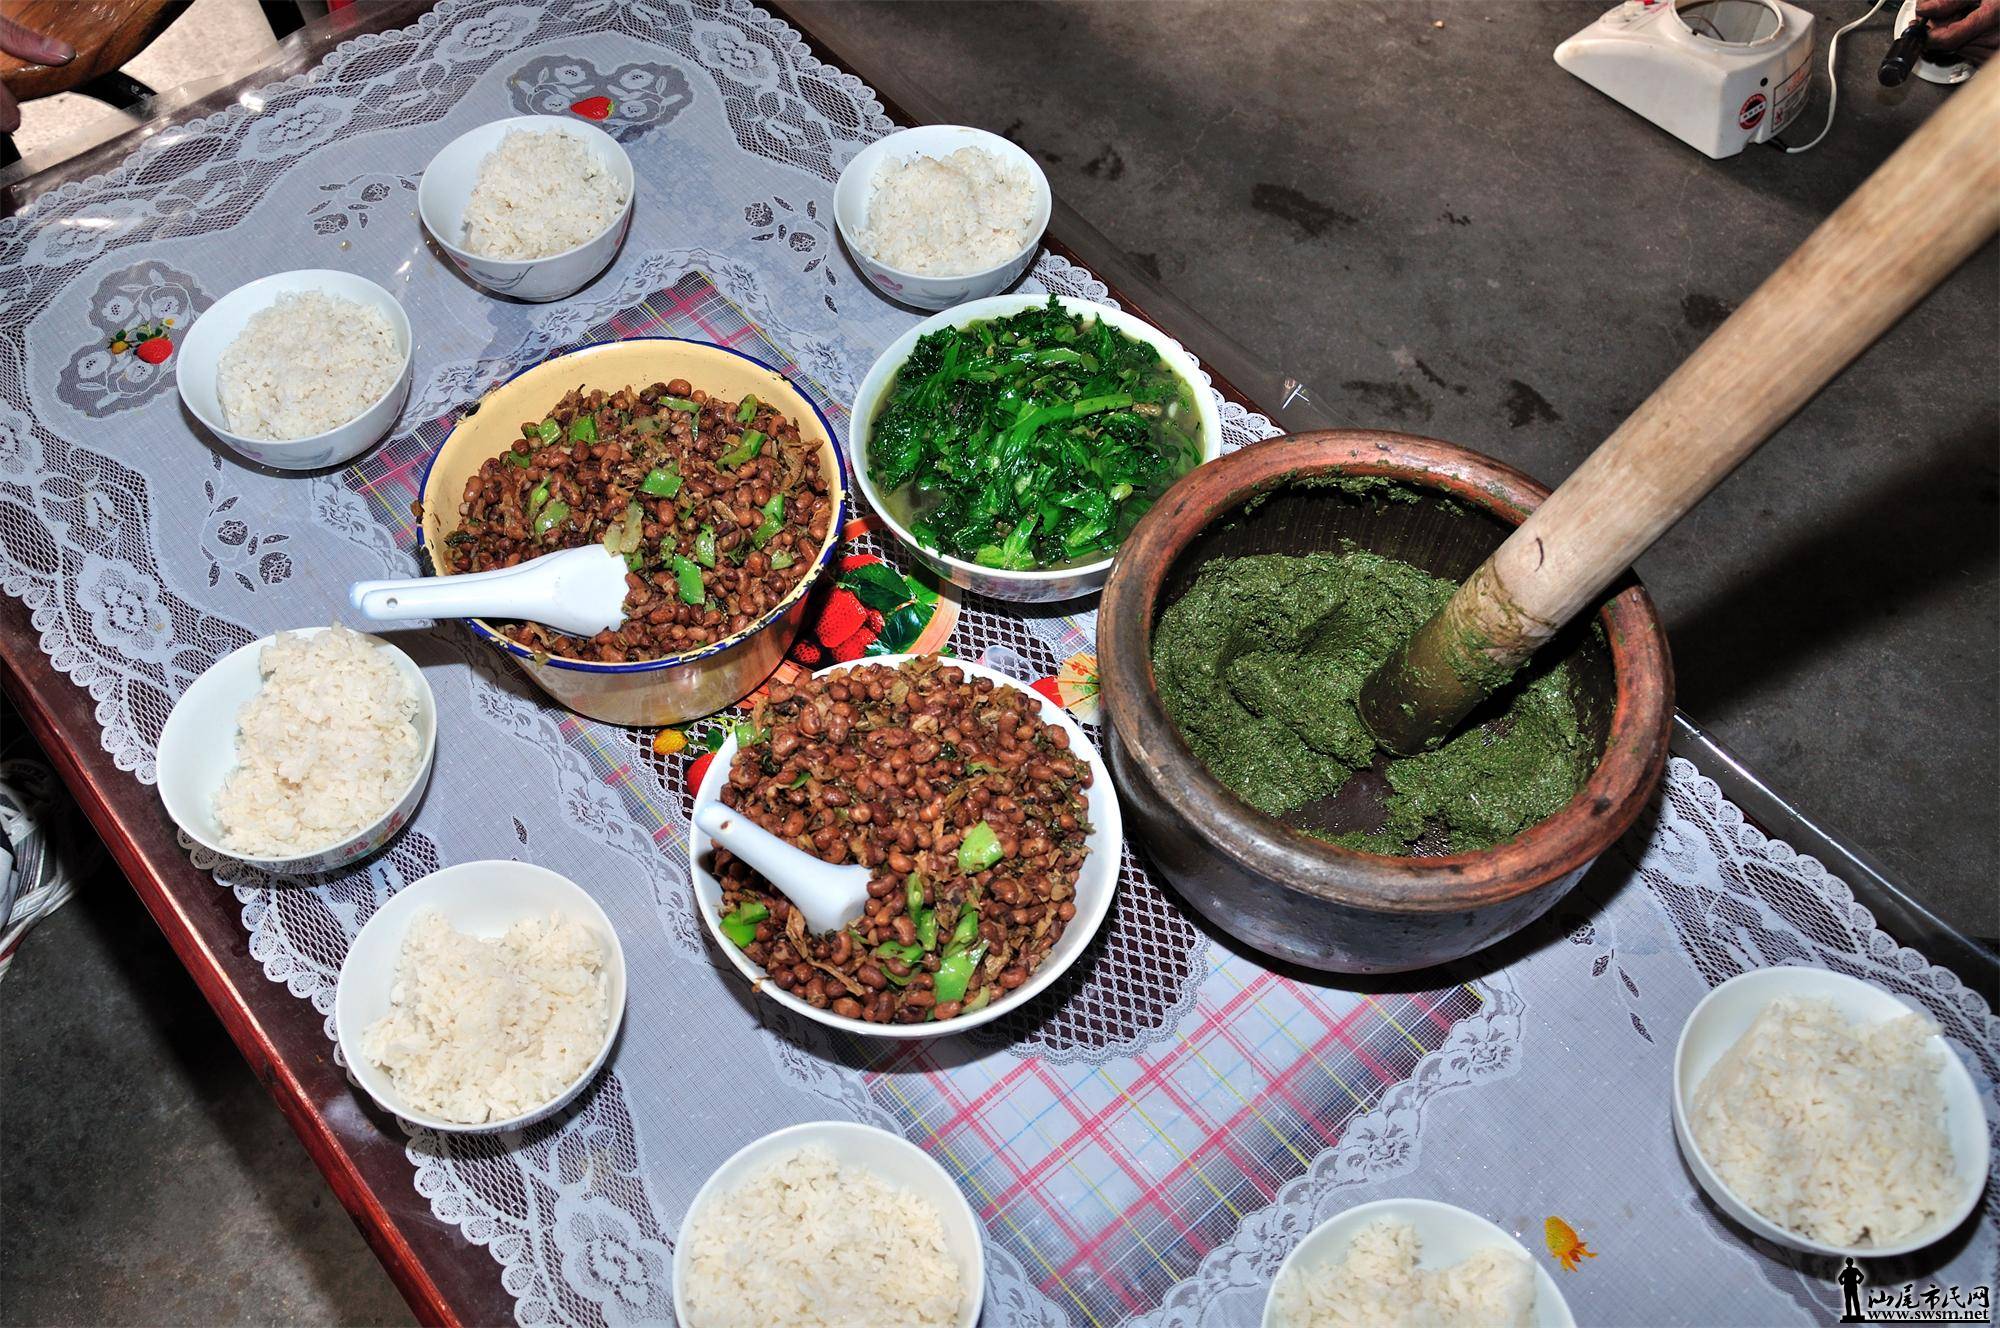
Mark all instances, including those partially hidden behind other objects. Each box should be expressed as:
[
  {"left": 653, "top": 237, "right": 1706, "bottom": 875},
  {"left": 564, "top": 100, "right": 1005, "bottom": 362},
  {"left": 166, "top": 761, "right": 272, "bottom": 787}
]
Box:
[{"left": 1152, "top": 551, "right": 1596, "bottom": 855}]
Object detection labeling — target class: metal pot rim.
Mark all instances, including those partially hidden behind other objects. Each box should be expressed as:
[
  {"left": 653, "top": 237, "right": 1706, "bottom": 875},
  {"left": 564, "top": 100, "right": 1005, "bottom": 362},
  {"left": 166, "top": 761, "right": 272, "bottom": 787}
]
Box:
[{"left": 415, "top": 335, "right": 848, "bottom": 674}]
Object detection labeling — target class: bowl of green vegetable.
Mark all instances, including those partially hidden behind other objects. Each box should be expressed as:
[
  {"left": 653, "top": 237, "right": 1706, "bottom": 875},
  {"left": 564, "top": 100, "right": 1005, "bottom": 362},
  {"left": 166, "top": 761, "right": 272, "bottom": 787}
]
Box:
[{"left": 849, "top": 294, "right": 1222, "bottom": 603}]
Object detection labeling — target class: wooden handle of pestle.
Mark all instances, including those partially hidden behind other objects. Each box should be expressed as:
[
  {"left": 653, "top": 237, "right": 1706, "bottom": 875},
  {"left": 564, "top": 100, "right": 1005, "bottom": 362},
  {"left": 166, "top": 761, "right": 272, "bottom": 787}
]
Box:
[{"left": 1358, "top": 64, "right": 2000, "bottom": 755}]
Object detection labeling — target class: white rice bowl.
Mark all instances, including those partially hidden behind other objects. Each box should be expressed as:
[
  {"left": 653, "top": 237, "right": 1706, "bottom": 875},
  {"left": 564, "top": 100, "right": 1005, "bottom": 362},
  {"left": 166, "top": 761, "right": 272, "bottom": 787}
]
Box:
[
  {"left": 681, "top": 1144, "right": 963, "bottom": 1328},
  {"left": 215, "top": 290, "right": 401, "bottom": 441},
  {"left": 462, "top": 128, "right": 629, "bottom": 260},
  {"left": 360, "top": 906, "right": 609, "bottom": 1125},
  {"left": 1267, "top": 1217, "right": 1535, "bottom": 1328},
  {"left": 1691, "top": 996, "right": 1963, "bottom": 1246},
  {"left": 854, "top": 146, "right": 1036, "bottom": 276},
  {"left": 213, "top": 624, "right": 420, "bottom": 855}
]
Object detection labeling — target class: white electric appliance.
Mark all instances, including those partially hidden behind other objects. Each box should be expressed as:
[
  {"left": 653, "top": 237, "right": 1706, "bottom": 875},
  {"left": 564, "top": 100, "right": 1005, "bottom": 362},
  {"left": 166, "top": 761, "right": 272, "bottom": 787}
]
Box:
[{"left": 1556, "top": 0, "right": 1817, "bottom": 158}]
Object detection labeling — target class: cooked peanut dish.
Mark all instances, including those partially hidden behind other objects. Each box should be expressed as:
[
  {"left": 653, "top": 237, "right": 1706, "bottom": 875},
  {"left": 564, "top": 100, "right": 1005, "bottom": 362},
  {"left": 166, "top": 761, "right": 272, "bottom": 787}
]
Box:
[
  {"left": 442, "top": 381, "right": 832, "bottom": 662},
  {"left": 712, "top": 657, "right": 1093, "bottom": 1025}
]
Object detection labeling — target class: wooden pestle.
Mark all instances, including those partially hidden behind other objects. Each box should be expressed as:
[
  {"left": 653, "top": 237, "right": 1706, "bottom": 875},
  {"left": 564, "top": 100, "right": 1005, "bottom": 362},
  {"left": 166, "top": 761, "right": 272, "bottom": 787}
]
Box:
[{"left": 1358, "top": 64, "right": 2000, "bottom": 755}]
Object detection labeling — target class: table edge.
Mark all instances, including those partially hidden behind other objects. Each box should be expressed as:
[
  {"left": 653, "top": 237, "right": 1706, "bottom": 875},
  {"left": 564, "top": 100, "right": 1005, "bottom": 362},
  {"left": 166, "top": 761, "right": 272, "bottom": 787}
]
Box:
[
  {"left": 0, "top": 597, "right": 484, "bottom": 1328},
  {"left": 3, "top": 4, "right": 1991, "bottom": 1326}
]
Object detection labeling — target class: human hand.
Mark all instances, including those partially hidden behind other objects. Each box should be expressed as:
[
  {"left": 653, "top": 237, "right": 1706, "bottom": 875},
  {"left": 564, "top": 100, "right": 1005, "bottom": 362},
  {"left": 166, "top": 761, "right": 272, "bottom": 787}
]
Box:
[
  {"left": 0, "top": 15, "right": 75, "bottom": 135},
  {"left": 1916, "top": 0, "right": 2000, "bottom": 65}
]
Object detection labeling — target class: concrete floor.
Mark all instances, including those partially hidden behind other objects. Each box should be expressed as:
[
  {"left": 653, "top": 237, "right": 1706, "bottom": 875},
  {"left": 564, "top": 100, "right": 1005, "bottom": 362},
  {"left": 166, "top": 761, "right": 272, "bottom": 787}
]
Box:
[
  {"left": 2, "top": 2, "right": 1995, "bottom": 1326},
  {"left": 0, "top": 713, "right": 413, "bottom": 1326}
]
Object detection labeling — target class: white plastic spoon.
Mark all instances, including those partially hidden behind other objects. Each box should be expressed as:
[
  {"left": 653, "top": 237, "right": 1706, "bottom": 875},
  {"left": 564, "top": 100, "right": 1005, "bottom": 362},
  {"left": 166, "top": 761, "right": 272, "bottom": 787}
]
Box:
[
  {"left": 348, "top": 545, "right": 631, "bottom": 637},
  {"left": 693, "top": 801, "right": 871, "bottom": 935}
]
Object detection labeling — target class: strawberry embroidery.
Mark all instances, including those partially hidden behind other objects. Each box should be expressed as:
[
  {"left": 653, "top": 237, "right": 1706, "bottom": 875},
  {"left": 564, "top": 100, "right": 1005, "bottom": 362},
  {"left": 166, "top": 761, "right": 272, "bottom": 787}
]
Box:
[
  {"left": 109, "top": 318, "right": 175, "bottom": 363},
  {"left": 815, "top": 587, "right": 867, "bottom": 650},
  {"left": 570, "top": 95, "right": 615, "bottom": 121}
]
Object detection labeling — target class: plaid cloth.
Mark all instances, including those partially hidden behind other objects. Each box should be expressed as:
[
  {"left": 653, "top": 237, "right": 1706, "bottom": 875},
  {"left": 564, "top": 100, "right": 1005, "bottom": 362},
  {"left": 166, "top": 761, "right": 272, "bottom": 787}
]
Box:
[
  {"left": 346, "top": 269, "right": 1493, "bottom": 1326},
  {"left": 867, "top": 964, "right": 1484, "bottom": 1323}
]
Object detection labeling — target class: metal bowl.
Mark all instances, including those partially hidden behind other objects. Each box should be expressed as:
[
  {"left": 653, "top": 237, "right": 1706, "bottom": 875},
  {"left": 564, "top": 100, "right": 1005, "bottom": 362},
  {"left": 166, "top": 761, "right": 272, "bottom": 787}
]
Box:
[
  {"left": 417, "top": 338, "right": 845, "bottom": 726},
  {"left": 1097, "top": 431, "right": 1674, "bottom": 974}
]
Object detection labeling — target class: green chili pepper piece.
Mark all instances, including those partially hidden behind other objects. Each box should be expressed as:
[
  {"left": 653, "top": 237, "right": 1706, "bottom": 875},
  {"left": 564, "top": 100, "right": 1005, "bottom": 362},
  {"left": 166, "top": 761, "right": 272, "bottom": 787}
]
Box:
[
  {"left": 533, "top": 500, "right": 570, "bottom": 536},
  {"left": 933, "top": 942, "right": 987, "bottom": 1004},
  {"left": 536, "top": 417, "right": 561, "bottom": 444},
  {"left": 957, "top": 820, "right": 1004, "bottom": 874},
  {"left": 949, "top": 909, "right": 979, "bottom": 950},
  {"left": 962, "top": 985, "right": 993, "bottom": 1014},
  {"left": 694, "top": 524, "right": 718, "bottom": 568},
  {"left": 719, "top": 901, "right": 768, "bottom": 947},
  {"left": 770, "top": 549, "right": 795, "bottom": 570},
  {"left": 503, "top": 447, "right": 534, "bottom": 468},
  {"left": 872, "top": 940, "right": 924, "bottom": 965},
  {"left": 568, "top": 414, "right": 598, "bottom": 443},
  {"left": 786, "top": 771, "right": 812, "bottom": 789},
  {"left": 672, "top": 555, "right": 704, "bottom": 604},
  {"left": 527, "top": 482, "right": 550, "bottom": 523},
  {"left": 717, "top": 430, "right": 765, "bottom": 469},
  {"left": 917, "top": 907, "right": 938, "bottom": 952},
  {"left": 735, "top": 395, "right": 759, "bottom": 424},
  {"left": 624, "top": 550, "right": 644, "bottom": 571},
  {"left": 640, "top": 466, "right": 683, "bottom": 497},
  {"left": 663, "top": 395, "right": 700, "bottom": 413},
  {"left": 521, "top": 422, "right": 540, "bottom": 439},
  {"left": 733, "top": 720, "right": 767, "bottom": 746},
  {"left": 906, "top": 871, "right": 924, "bottom": 917},
  {"left": 751, "top": 494, "right": 785, "bottom": 546}
]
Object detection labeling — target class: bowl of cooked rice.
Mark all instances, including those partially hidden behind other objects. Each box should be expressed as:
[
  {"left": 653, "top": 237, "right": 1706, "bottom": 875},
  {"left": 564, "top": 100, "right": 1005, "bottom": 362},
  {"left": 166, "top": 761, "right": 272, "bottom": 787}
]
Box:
[
  {"left": 1264, "top": 1199, "right": 1573, "bottom": 1328},
  {"left": 156, "top": 624, "right": 437, "bottom": 875},
  {"left": 419, "top": 115, "right": 635, "bottom": 303},
  {"left": 333, "top": 859, "right": 627, "bottom": 1133},
  {"left": 672, "top": 1120, "right": 985, "bottom": 1328},
  {"left": 832, "top": 124, "right": 1050, "bottom": 311},
  {"left": 1673, "top": 966, "right": 1988, "bottom": 1258},
  {"left": 176, "top": 270, "right": 414, "bottom": 471}
]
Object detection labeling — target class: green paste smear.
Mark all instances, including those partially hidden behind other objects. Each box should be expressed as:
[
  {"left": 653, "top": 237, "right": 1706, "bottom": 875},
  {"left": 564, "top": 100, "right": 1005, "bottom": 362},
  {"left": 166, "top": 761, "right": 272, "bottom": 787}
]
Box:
[{"left": 1153, "top": 550, "right": 1596, "bottom": 855}]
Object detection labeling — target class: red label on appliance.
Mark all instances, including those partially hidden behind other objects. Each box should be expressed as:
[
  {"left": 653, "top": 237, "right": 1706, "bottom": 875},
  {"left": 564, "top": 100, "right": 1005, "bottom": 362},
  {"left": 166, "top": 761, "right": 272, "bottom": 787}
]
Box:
[{"left": 1738, "top": 93, "right": 1767, "bottom": 131}]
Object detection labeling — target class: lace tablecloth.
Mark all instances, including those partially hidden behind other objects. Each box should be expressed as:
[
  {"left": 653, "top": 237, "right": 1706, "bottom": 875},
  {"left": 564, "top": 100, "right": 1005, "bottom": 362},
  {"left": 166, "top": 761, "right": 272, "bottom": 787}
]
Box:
[{"left": 2, "top": 3, "right": 1992, "bottom": 1324}]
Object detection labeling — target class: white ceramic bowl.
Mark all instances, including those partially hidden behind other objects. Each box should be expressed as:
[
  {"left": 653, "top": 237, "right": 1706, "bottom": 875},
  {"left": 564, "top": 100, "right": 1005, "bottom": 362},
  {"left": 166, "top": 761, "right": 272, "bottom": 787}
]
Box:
[
  {"left": 419, "top": 115, "right": 635, "bottom": 303},
  {"left": 1673, "top": 965, "right": 1989, "bottom": 1257},
  {"left": 176, "top": 269, "right": 414, "bottom": 471},
  {"left": 688, "top": 653, "right": 1122, "bottom": 1039},
  {"left": 832, "top": 124, "right": 1051, "bottom": 310},
  {"left": 333, "top": 859, "right": 628, "bottom": 1134},
  {"left": 1264, "top": 1198, "right": 1575, "bottom": 1328},
  {"left": 672, "top": 1120, "right": 985, "bottom": 1327},
  {"left": 156, "top": 626, "right": 436, "bottom": 875},
  {"left": 849, "top": 292, "right": 1224, "bottom": 602}
]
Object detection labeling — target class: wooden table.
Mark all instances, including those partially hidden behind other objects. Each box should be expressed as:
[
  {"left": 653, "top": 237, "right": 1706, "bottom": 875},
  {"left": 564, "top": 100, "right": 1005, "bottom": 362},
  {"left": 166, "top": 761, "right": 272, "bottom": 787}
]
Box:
[{"left": 3, "top": 5, "right": 1987, "bottom": 1326}]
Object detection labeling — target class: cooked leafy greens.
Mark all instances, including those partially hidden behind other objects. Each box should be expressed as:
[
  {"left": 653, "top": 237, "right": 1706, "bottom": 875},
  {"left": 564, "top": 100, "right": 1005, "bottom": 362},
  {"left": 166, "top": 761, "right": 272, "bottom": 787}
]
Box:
[{"left": 868, "top": 298, "right": 1204, "bottom": 570}]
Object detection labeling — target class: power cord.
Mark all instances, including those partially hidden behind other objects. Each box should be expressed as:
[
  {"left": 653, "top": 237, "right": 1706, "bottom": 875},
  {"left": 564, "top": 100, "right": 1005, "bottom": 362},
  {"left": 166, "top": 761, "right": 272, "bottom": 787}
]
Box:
[{"left": 1786, "top": 0, "right": 1893, "bottom": 152}]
